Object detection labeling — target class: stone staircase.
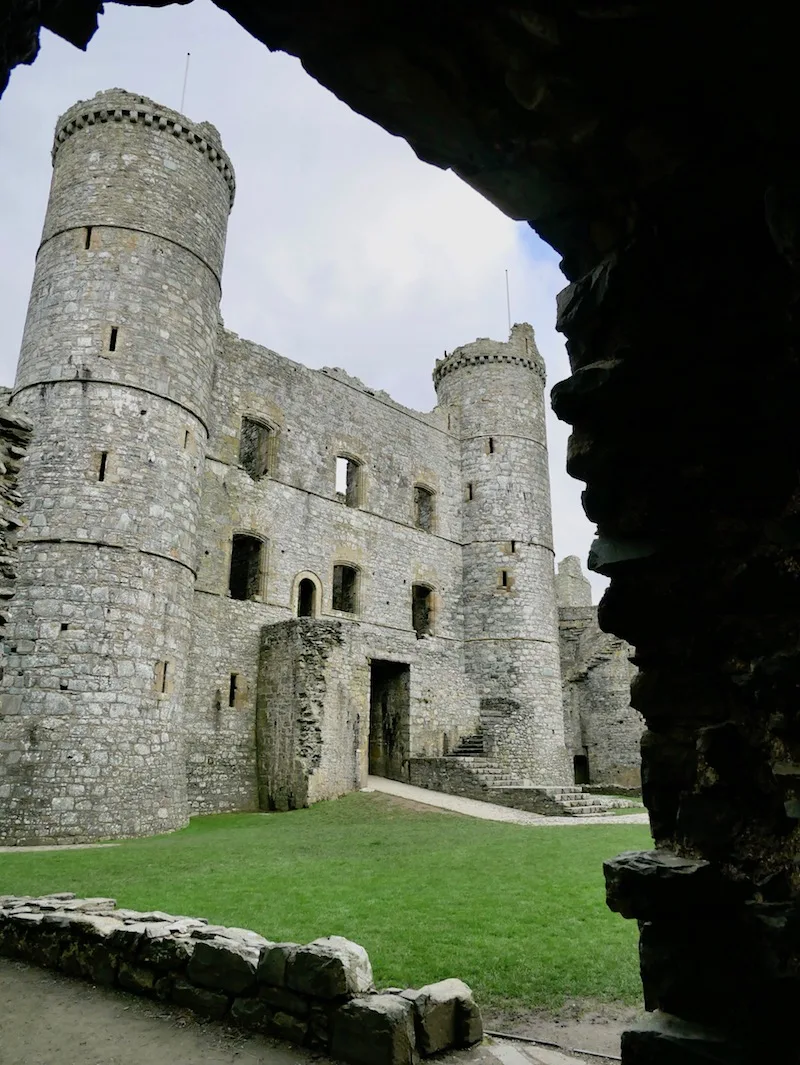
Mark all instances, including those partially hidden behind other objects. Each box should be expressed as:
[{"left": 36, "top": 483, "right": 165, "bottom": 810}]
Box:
[{"left": 433, "top": 729, "right": 636, "bottom": 817}]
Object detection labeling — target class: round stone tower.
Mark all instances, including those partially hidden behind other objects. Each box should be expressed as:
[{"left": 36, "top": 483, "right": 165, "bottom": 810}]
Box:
[
  {"left": 433, "top": 324, "right": 570, "bottom": 784},
  {"left": 0, "top": 90, "right": 234, "bottom": 843}
]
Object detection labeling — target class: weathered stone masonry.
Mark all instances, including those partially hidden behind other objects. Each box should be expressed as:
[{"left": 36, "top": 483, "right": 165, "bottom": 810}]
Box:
[
  {"left": 0, "top": 89, "right": 638, "bottom": 845},
  {"left": 0, "top": 892, "right": 482, "bottom": 1065}
]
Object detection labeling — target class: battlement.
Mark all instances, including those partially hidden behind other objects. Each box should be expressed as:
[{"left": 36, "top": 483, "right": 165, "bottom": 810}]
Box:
[
  {"left": 52, "top": 89, "right": 236, "bottom": 207},
  {"left": 432, "top": 322, "right": 546, "bottom": 389}
]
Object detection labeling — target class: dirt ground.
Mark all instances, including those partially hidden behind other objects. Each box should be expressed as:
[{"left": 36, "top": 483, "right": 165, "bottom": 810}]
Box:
[
  {"left": 0, "top": 960, "right": 325, "bottom": 1065},
  {"left": 0, "top": 959, "right": 639, "bottom": 1065},
  {"left": 484, "top": 999, "right": 642, "bottom": 1059}
]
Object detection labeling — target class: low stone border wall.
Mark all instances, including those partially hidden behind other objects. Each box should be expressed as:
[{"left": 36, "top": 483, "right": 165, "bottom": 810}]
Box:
[{"left": 0, "top": 893, "right": 482, "bottom": 1064}]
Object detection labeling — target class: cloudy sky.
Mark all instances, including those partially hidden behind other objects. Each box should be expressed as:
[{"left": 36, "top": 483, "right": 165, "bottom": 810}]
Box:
[{"left": 0, "top": 0, "right": 605, "bottom": 598}]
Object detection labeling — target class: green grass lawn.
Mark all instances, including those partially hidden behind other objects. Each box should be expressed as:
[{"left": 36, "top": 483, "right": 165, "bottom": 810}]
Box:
[{"left": 0, "top": 793, "right": 650, "bottom": 1010}]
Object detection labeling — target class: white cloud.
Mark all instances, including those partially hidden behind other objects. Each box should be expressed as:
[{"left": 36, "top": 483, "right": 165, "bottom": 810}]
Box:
[{"left": 0, "top": 0, "right": 605, "bottom": 598}]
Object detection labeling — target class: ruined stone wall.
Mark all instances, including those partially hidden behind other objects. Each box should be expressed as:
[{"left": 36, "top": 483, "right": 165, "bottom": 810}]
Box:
[
  {"left": 433, "top": 325, "right": 570, "bottom": 784},
  {"left": 184, "top": 329, "right": 482, "bottom": 812},
  {"left": 256, "top": 619, "right": 367, "bottom": 810},
  {"left": 0, "top": 90, "right": 232, "bottom": 844},
  {"left": 0, "top": 893, "right": 482, "bottom": 1064},
  {"left": 557, "top": 557, "right": 642, "bottom": 787}
]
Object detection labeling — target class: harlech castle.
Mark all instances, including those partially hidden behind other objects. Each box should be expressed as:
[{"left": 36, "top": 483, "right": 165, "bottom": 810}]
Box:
[{"left": 0, "top": 90, "right": 642, "bottom": 845}]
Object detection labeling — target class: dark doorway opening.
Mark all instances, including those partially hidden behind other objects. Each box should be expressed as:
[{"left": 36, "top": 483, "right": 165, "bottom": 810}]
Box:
[
  {"left": 574, "top": 753, "right": 590, "bottom": 785},
  {"left": 297, "top": 577, "right": 316, "bottom": 617},
  {"left": 369, "top": 660, "right": 411, "bottom": 781}
]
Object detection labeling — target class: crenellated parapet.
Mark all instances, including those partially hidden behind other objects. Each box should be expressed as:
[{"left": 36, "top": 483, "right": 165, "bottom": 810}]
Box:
[
  {"left": 433, "top": 323, "right": 546, "bottom": 388},
  {"left": 52, "top": 89, "right": 235, "bottom": 205}
]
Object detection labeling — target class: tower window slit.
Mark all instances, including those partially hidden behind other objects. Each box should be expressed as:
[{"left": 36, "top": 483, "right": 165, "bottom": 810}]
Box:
[
  {"left": 108, "top": 326, "right": 118, "bottom": 352},
  {"left": 84, "top": 226, "right": 92, "bottom": 250},
  {"left": 184, "top": 429, "right": 190, "bottom": 450},
  {"left": 161, "top": 660, "right": 169, "bottom": 693},
  {"left": 229, "top": 673, "right": 238, "bottom": 707},
  {"left": 511, "top": 540, "right": 516, "bottom": 553},
  {"left": 501, "top": 570, "right": 508, "bottom": 587},
  {"left": 98, "top": 451, "right": 108, "bottom": 482},
  {"left": 488, "top": 437, "right": 494, "bottom": 453},
  {"left": 467, "top": 482, "right": 473, "bottom": 501}
]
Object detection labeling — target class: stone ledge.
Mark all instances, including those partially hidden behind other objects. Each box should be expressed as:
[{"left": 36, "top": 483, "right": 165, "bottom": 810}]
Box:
[{"left": 0, "top": 893, "right": 482, "bottom": 1065}]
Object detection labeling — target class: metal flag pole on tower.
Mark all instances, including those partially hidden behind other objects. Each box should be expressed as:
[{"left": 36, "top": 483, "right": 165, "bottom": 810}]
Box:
[
  {"left": 505, "top": 269, "right": 512, "bottom": 332},
  {"left": 180, "top": 52, "right": 191, "bottom": 113}
]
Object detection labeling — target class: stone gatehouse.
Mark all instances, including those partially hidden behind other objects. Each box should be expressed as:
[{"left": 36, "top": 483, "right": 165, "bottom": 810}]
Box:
[{"left": 0, "top": 89, "right": 642, "bottom": 845}]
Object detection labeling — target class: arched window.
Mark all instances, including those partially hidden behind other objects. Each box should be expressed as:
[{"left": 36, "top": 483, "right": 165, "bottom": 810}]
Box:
[
  {"left": 239, "top": 417, "right": 275, "bottom": 480},
  {"left": 297, "top": 578, "right": 317, "bottom": 617},
  {"left": 335, "top": 455, "right": 362, "bottom": 507},
  {"left": 332, "top": 563, "right": 359, "bottom": 614},
  {"left": 413, "top": 485, "right": 435, "bottom": 532},
  {"left": 229, "top": 534, "right": 266, "bottom": 601},
  {"left": 412, "top": 584, "right": 434, "bottom": 638}
]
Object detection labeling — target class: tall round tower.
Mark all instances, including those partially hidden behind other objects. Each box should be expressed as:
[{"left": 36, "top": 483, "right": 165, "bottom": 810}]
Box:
[
  {"left": 433, "top": 324, "right": 570, "bottom": 784},
  {"left": 0, "top": 90, "right": 234, "bottom": 843}
]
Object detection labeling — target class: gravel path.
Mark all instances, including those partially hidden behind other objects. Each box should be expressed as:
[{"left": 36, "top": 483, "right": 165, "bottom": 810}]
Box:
[{"left": 365, "top": 776, "right": 650, "bottom": 827}]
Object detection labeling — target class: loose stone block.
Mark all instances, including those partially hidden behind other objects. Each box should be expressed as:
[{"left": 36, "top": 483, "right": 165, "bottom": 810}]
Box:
[
  {"left": 170, "top": 977, "right": 230, "bottom": 1020},
  {"left": 257, "top": 942, "right": 298, "bottom": 987},
  {"left": 138, "top": 933, "right": 194, "bottom": 971},
  {"left": 286, "top": 936, "right": 373, "bottom": 999},
  {"left": 268, "top": 1010, "right": 309, "bottom": 1045},
  {"left": 331, "top": 995, "right": 417, "bottom": 1065},
  {"left": 118, "top": 960, "right": 156, "bottom": 994},
  {"left": 186, "top": 937, "right": 258, "bottom": 995},
  {"left": 402, "top": 977, "right": 481, "bottom": 1053},
  {"left": 259, "top": 984, "right": 310, "bottom": 1016},
  {"left": 229, "top": 995, "right": 272, "bottom": 1032},
  {"left": 604, "top": 850, "right": 740, "bottom": 920}
]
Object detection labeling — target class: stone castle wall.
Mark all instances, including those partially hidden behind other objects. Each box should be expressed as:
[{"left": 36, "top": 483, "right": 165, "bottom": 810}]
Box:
[
  {"left": 556, "top": 557, "right": 642, "bottom": 788},
  {"left": 433, "top": 326, "right": 570, "bottom": 784},
  {"left": 0, "top": 89, "right": 232, "bottom": 844},
  {"left": 0, "top": 89, "right": 640, "bottom": 842},
  {"left": 184, "top": 328, "right": 483, "bottom": 813}
]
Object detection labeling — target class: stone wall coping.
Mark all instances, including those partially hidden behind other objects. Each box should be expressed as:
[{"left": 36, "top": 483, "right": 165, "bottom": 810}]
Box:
[
  {"left": 52, "top": 89, "right": 236, "bottom": 207},
  {"left": 0, "top": 893, "right": 482, "bottom": 1064}
]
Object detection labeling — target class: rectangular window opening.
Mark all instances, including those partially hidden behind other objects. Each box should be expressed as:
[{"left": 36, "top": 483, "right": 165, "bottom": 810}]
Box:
[
  {"left": 184, "top": 429, "right": 190, "bottom": 450},
  {"left": 335, "top": 456, "right": 361, "bottom": 506},
  {"left": 108, "top": 326, "right": 118, "bottom": 352},
  {"left": 161, "top": 660, "right": 169, "bottom": 693},
  {"left": 412, "top": 584, "right": 433, "bottom": 638},
  {"left": 60, "top": 622, "right": 69, "bottom": 632},
  {"left": 332, "top": 563, "right": 358, "bottom": 613},
  {"left": 229, "top": 535, "right": 264, "bottom": 601},
  {"left": 239, "top": 417, "right": 272, "bottom": 479},
  {"left": 98, "top": 451, "right": 108, "bottom": 482},
  {"left": 413, "top": 485, "right": 434, "bottom": 532},
  {"left": 488, "top": 437, "right": 494, "bottom": 454},
  {"left": 229, "top": 673, "right": 238, "bottom": 708},
  {"left": 501, "top": 570, "right": 508, "bottom": 588},
  {"left": 467, "top": 483, "right": 473, "bottom": 501},
  {"left": 84, "top": 226, "right": 93, "bottom": 250},
  {"left": 511, "top": 540, "right": 516, "bottom": 554}
]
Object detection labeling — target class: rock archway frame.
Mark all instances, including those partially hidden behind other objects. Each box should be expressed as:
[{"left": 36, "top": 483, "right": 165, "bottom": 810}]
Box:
[{"left": 4, "top": 5, "right": 800, "bottom": 1061}]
